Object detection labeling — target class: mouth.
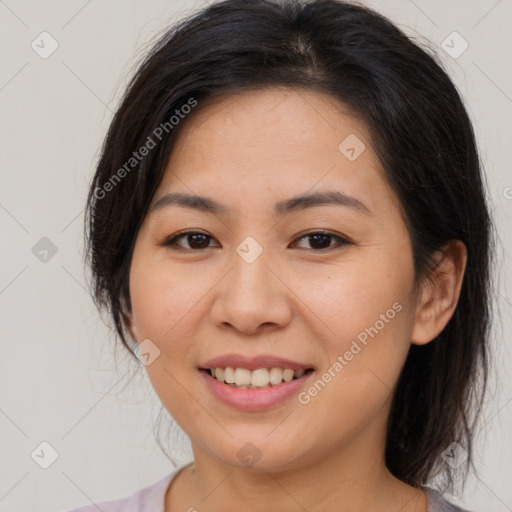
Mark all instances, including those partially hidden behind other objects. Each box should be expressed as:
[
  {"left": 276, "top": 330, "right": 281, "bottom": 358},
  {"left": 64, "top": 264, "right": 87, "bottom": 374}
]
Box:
[
  {"left": 199, "top": 367, "right": 315, "bottom": 389},
  {"left": 198, "top": 359, "right": 315, "bottom": 411},
  {"left": 198, "top": 354, "right": 315, "bottom": 410}
]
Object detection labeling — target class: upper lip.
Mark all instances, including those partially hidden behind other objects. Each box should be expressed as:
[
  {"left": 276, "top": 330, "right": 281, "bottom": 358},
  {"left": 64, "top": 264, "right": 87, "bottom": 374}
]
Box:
[{"left": 199, "top": 353, "right": 314, "bottom": 371}]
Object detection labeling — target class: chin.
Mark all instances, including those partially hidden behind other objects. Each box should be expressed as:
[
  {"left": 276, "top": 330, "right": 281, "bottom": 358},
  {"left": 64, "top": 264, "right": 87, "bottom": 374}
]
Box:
[{"left": 206, "top": 436, "right": 312, "bottom": 473}]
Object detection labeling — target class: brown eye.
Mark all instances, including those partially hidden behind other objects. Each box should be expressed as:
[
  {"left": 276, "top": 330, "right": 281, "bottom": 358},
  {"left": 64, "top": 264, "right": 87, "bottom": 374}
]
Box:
[
  {"left": 162, "top": 231, "right": 218, "bottom": 250},
  {"left": 292, "top": 231, "right": 351, "bottom": 251},
  {"left": 160, "top": 230, "right": 351, "bottom": 252}
]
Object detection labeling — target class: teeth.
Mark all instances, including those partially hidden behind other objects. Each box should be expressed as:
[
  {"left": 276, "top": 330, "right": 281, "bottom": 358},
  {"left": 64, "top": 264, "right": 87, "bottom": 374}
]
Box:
[
  {"left": 251, "top": 368, "right": 269, "bottom": 387},
  {"left": 234, "top": 368, "right": 251, "bottom": 387},
  {"left": 223, "top": 367, "right": 235, "bottom": 383},
  {"left": 208, "top": 367, "right": 309, "bottom": 388},
  {"left": 282, "top": 369, "right": 294, "bottom": 382},
  {"left": 269, "top": 368, "right": 283, "bottom": 385},
  {"left": 215, "top": 368, "right": 224, "bottom": 381}
]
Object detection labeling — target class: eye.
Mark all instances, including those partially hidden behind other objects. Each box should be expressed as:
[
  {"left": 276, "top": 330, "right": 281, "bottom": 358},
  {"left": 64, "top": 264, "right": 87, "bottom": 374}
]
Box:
[
  {"left": 160, "top": 229, "right": 352, "bottom": 252},
  {"left": 291, "top": 230, "right": 351, "bottom": 251},
  {"left": 160, "top": 231, "right": 219, "bottom": 251}
]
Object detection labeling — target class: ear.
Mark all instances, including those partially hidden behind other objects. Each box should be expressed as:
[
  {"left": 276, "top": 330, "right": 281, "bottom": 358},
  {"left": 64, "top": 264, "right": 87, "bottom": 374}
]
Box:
[{"left": 411, "top": 239, "right": 467, "bottom": 346}]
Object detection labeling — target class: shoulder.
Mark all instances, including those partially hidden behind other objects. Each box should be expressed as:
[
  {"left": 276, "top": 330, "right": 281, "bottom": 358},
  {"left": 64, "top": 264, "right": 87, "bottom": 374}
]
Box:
[
  {"left": 58, "top": 463, "right": 191, "bottom": 512},
  {"left": 424, "top": 487, "right": 473, "bottom": 512}
]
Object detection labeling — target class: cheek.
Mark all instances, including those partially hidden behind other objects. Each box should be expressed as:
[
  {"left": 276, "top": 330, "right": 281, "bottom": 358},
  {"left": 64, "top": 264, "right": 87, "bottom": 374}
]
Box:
[
  {"left": 299, "top": 253, "right": 413, "bottom": 349},
  {"left": 128, "top": 251, "right": 210, "bottom": 411},
  {"left": 295, "top": 249, "right": 416, "bottom": 415},
  {"left": 296, "top": 252, "right": 416, "bottom": 417},
  {"left": 128, "top": 246, "right": 219, "bottom": 356},
  {"left": 129, "top": 233, "right": 181, "bottom": 322},
  {"left": 129, "top": 263, "right": 176, "bottom": 339}
]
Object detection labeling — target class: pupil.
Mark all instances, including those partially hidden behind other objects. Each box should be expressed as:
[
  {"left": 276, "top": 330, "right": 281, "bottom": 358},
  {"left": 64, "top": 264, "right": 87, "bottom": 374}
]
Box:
[
  {"left": 189, "top": 234, "right": 209, "bottom": 248},
  {"left": 310, "top": 234, "right": 330, "bottom": 249}
]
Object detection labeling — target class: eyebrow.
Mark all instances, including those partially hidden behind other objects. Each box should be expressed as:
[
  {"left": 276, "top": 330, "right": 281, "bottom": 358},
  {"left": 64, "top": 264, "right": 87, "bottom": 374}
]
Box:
[{"left": 151, "top": 190, "right": 372, "bottom": 216}]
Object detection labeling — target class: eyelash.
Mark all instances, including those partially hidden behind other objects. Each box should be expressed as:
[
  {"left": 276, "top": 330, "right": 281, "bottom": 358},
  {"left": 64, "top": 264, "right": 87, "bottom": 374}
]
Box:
[{"left": 159, "top": 230, "right": 352, "bottom": 252}]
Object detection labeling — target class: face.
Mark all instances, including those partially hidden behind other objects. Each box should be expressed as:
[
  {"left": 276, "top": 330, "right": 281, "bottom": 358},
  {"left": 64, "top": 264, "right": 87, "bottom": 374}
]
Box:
[{"left": 127, "top": 87, "right": 421, "bottom": 472}]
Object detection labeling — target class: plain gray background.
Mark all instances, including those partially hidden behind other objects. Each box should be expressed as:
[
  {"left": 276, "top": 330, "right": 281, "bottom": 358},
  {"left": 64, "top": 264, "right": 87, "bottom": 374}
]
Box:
[{"left": 0, "top": 0, "right": 511, "bottom": 510}]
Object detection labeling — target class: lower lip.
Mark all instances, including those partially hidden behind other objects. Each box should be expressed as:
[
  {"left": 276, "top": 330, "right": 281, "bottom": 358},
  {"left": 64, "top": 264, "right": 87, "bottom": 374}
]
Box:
[{"left": 199, "top": 370, "right": 314, "bottom": 411}]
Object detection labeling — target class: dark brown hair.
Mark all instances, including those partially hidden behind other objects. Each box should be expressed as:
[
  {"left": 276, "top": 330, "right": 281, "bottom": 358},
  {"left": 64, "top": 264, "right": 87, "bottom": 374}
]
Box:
[{"left": 85, "top": 0, "right": 494, "bottom": 493}]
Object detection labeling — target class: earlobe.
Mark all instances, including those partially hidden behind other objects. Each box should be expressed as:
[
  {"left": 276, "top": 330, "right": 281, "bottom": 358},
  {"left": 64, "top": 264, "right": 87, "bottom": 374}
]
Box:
[{"left": 411, "top": 240, "right": 467, "bottom": 346}]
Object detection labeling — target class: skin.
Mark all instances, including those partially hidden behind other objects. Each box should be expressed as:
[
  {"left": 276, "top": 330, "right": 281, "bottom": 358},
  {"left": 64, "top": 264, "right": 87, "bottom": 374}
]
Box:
[{"left": 126, "top": 87, "right": 467, "bottom": 512}]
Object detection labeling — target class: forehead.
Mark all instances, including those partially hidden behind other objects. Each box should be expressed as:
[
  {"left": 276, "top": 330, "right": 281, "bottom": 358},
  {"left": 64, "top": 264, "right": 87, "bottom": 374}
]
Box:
[
  {"left": 170, "top": 87, "right": 368, "bottom": 161},
  {"left": 157, "top": 87, "right": 399, "bottom": 218}
]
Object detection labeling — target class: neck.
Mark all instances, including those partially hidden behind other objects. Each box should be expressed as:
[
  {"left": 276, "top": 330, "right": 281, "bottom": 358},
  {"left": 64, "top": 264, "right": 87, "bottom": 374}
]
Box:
[{"left": 166, "top": 435, "right": 427, "bottom": 512}]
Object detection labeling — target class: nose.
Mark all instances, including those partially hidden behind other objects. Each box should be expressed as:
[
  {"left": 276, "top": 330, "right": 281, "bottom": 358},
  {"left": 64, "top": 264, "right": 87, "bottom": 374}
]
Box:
[{"left": 210, "top": 250, "right": 292, "bottom": 335}]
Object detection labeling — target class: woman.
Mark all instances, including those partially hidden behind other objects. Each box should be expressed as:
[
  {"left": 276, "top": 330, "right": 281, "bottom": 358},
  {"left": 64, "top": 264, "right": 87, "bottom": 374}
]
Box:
[{"left": 65, "top": 0, "right": 493, "bottom": 510}]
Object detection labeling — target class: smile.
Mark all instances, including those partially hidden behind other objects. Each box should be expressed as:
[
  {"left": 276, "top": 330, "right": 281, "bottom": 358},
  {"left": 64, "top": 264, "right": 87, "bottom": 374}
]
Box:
[
  {"left": 205, "top": 367, "right": 313, "bottom": 389},
  {"left": 199, "top": 367, "right": 315, "bottom": 411}
]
